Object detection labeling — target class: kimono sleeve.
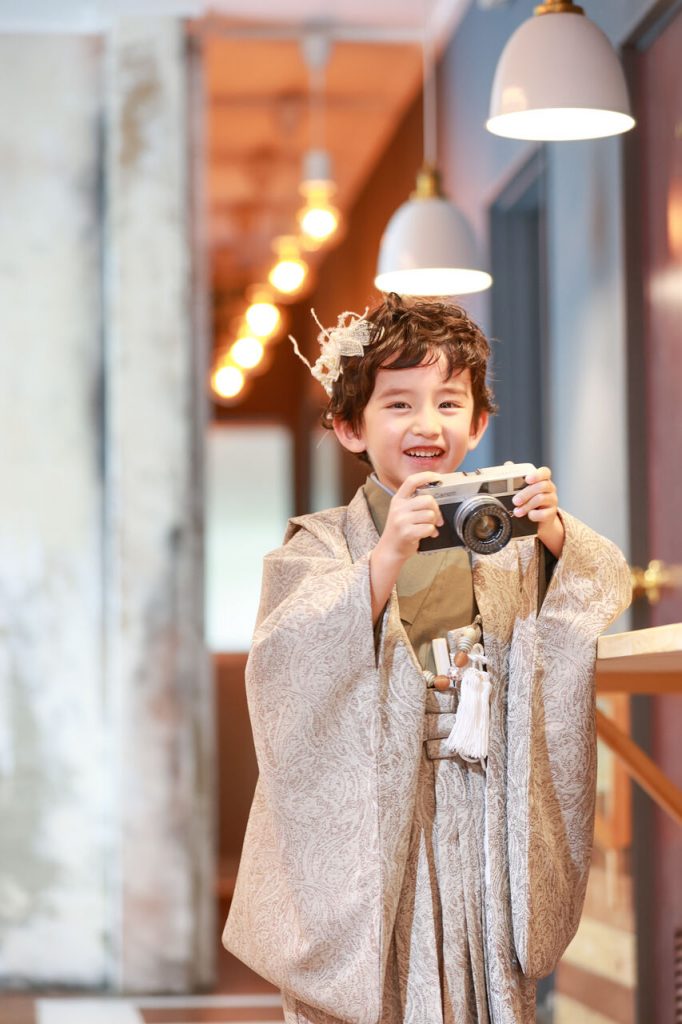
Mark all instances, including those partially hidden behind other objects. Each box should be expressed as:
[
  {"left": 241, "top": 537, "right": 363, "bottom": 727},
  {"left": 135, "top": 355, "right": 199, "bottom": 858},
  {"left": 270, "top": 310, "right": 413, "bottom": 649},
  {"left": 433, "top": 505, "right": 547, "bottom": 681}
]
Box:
[
  {"left": 223, "top": 517, "right": 386, "bottom": 1024},
  {"left": 244, "top": 519, "right": 381, "bottom": 773},
  {"left": 506, "top": 511, "right": 632, "bottom": 979}
]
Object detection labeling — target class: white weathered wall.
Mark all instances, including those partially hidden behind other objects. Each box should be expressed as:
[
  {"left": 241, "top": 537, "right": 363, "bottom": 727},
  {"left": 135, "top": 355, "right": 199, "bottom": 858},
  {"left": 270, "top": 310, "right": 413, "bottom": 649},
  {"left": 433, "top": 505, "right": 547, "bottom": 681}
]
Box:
[
  {"left": 0, "top": 35, "right": 110, "bottom": 984},
  {"left": 0, "top": 20, "right": 213, "bottom": 991},
  {"left": 105, "top": 18, "right": 213, "bottom": 992}
]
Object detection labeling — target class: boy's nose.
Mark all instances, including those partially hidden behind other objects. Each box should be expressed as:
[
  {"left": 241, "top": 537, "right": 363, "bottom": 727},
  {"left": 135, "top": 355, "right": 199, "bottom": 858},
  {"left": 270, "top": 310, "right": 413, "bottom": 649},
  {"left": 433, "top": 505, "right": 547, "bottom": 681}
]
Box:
[{"left": 413, "top": 407, "right": 441, "bottom": 436}]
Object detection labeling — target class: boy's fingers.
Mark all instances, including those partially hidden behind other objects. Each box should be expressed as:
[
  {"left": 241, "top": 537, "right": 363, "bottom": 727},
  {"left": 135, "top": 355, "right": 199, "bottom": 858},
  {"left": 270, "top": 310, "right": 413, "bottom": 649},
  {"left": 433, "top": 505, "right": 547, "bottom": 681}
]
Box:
[
  {"left": 406, "top": 495, "right": 444, "bottom": 512},
  {"left": 405, "top": 522, "right": 440, "bottom": 540},
  {"left": 514, "top": 476, "right": 556, "bottom": 505},
  {"left": 395, "top": 471, "right": 443, "bottom": 499},
  {"left": 396, "top": 505, "right": 443, "bottom": 527},
  {"left": 406, "top": 509, "right": 440, "bottom": 524},
  {"left": 527, "top": 507, "right": 555, "bottom": 522},
  {"left": 525, "top": 466, "right": 551, "bottom": 485},
  {"left": 513, "top": 480, "right": 556, "bottom": 506},
  {"left": 515, "top": 492, "right": 558, "bottom": 516}
]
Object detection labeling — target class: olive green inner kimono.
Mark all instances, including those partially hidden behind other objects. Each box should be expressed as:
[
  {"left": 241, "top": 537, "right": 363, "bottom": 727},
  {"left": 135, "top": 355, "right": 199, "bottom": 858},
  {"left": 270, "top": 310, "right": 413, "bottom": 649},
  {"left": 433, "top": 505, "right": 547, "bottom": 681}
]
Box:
[{"left": 364, "top": 474, "right": 476, "bottom": 675}]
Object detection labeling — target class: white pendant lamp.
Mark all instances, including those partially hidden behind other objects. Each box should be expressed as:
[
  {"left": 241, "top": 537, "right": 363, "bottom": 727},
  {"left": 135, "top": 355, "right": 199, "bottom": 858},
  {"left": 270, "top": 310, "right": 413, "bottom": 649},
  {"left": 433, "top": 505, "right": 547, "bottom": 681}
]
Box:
[
  {"left": 375, "top": 167, "right": 492, "bottom": 296},
  {"left": 487, "top": 1, "right": 635, "bottom": 142},
  {"left": 375, "top": 32, "right": 491, "bottom": 297}
]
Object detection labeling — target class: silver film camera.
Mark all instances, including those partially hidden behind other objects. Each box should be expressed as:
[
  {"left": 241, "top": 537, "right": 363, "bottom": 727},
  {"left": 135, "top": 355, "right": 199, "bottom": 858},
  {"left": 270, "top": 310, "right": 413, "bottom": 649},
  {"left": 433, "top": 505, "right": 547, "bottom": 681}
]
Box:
[{"left": 417, "top": 462, "right": 538, "bottom": 555}]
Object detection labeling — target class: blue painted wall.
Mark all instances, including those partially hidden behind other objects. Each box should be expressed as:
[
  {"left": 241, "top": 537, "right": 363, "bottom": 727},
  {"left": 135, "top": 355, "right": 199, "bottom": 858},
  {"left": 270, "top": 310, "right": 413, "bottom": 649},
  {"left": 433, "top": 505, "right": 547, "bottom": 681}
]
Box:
[{"left": 438, "top": 0, "right": 658, "bottom": 560}]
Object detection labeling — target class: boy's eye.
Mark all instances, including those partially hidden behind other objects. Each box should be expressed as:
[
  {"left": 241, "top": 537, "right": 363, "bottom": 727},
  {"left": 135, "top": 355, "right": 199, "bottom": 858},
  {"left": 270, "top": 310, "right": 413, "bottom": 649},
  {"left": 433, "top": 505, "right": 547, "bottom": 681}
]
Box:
[
  {"left": 388, "top": 401, "right": 409, "bottom": 409},
  {"left": 440, "top": 401, "right": 462, "bottom": 409}
]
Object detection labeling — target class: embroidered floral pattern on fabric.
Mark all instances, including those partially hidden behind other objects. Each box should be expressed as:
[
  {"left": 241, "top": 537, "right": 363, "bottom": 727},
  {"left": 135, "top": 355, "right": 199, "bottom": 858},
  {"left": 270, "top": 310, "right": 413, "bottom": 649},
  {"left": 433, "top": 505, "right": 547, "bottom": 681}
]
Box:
[{"left": 290, "top": 309, "right": 376, "bottom": 396}]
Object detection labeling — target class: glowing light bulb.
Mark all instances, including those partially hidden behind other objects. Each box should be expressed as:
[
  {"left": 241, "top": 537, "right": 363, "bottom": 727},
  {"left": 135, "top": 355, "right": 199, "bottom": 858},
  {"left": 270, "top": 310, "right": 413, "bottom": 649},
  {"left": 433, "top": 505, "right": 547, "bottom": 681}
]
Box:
[
  {"left": 211, "top": 364, "right": 245, "bottom": 400},
  {"left": 245, "top": 300, "right": 281, "bottom": 339},
  {"left": 296, "top": 149, "right": 339, "bottom": 245},
  {"left": 298, "top": 204, "right": 340, "bottom": 243},
  {"left": 268, "top": 235, "right": 309, "bottom": 296},
  {"left": 230, "top": 335, "right": 265, "bottom": 370},
  {"left": 269, "top": 257, "right": 308, "bottom": 295},
  {"left": 297, "top": 175, "right": 341, "bottom": 247}
]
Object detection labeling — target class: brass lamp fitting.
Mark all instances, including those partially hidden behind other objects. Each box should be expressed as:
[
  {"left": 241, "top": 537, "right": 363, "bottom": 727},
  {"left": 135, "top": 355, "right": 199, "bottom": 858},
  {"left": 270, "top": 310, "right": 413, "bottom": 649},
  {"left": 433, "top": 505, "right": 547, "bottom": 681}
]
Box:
[
  {"left": 534, "top": 2, "right": 584, "bottom": 15},
  {"left": 411, "top": 165, "right": 444, "bottom": 200},
  {"left": 631, "top": 560, "right": 682, "bottom": 605}
]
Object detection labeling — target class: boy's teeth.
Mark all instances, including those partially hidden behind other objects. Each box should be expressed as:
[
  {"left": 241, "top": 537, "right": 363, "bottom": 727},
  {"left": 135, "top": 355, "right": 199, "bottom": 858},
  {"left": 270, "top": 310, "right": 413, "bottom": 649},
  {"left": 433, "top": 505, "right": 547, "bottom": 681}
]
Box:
[{"left": 406, "top": 448, "right": 443, "bottom": 457}]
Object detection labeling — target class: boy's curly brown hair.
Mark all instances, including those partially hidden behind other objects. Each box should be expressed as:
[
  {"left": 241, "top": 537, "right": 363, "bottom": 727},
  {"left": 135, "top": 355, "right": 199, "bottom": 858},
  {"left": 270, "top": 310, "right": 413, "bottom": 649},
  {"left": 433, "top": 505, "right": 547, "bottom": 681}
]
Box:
[{"left": 321, "top": 293, "right": 496, "bottom": 463}]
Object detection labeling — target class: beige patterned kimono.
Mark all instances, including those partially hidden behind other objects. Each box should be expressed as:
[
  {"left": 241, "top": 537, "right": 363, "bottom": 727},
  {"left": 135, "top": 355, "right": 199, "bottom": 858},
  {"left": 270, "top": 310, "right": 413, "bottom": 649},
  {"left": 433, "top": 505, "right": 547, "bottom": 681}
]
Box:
[{"left": 223, "top": 482, "right": 631, "bottom": 1024}]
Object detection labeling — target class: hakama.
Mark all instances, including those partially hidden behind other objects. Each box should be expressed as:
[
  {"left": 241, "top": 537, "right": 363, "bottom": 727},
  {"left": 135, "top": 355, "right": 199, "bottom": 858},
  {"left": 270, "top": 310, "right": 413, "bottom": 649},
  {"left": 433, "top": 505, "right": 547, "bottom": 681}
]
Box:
[{"left": 282, "top": 478, "right": 491, "bottom": 1023}]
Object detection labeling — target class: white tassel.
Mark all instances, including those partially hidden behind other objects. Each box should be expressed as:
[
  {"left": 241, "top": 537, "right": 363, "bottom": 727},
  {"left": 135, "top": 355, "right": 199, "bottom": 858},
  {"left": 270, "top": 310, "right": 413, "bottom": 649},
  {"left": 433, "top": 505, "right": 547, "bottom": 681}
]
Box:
[{"left": 446, "top": 644, "right": 491, "bottom": 761}]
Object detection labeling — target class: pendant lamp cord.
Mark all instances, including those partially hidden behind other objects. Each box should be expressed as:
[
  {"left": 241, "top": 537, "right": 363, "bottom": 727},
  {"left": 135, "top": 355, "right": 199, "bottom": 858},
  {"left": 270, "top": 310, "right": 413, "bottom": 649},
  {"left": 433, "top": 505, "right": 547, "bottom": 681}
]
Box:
[
  {"left": 310, "top": 62, "right": 325, "bottom": 151},
  {"left": 302, "top": 27, "right": 331, "bottom": 152},
  {"left": 422, "top": 25, "right": 437, "bottom": 168}
]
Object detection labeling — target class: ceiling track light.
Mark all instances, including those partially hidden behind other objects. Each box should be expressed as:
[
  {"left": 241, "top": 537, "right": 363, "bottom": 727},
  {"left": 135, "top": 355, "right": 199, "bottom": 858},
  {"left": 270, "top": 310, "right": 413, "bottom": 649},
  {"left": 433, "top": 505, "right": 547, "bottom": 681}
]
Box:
[
  {"left": 375, "top": 28, "right": 491, "bottom": 297},
  {"left": 487, "top": 1, "right": 635, "bottom": 141}
]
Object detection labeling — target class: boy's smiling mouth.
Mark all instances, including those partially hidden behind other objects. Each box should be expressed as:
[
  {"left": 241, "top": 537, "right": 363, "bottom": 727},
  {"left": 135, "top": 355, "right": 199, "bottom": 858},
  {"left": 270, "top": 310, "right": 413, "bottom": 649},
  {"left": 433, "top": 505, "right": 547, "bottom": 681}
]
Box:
[{"left": 404, "top": 446, "right": 445, "bottom": 459}]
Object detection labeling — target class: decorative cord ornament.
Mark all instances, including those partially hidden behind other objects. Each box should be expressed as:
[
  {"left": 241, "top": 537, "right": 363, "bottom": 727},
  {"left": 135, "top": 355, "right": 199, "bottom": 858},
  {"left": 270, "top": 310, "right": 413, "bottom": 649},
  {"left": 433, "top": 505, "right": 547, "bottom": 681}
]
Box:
[
  {"left": 445, "top": 644, "right": 492, "bottom": 763},
  {"left": 289, "top": 308, "right": 376, "bottom": 396},
  {"left": 426, "top": 616, "right": 492, "bottom": 766}
]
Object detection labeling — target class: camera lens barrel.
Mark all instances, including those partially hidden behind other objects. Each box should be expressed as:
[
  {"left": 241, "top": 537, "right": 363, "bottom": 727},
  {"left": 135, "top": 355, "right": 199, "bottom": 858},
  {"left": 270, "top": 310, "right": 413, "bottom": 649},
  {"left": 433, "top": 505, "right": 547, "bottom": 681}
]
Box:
[{"left": 454, "top": 494, "right": 512, "bottom": 554}]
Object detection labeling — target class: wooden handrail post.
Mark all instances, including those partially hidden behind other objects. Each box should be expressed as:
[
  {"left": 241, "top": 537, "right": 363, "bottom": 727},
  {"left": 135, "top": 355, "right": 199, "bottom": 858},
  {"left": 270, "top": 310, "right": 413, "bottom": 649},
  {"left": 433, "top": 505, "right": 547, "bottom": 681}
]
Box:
[{"left": 596, "top": 708, "right": 682, "bottom": 827}]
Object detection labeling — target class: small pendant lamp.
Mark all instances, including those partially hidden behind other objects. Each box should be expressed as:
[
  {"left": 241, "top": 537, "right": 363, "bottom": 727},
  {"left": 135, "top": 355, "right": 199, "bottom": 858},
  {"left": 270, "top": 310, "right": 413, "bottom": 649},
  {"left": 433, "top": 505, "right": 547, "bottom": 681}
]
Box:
[
  {"left": 297, "top": 149, "right": 341, "bottom": 249},
  {"left": 487, "top": 1, "right": 635, "bottom": 142},
  {"left": 297, "top": 32, "right": 341, "bottom": 248},
  {"left": 375, "top": 166, "right": 492, "bottom": 296},
  {"left": 375, "top": 32, "right": 492, "bottom": 297}
]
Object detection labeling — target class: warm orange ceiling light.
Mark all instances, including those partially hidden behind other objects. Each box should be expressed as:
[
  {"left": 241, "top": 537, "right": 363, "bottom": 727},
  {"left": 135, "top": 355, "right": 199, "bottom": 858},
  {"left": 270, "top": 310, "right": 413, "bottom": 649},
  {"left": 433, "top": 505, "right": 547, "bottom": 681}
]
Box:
[
  {"left": 269, "top": 257, "right": 307, "bottom": 294},
  {"left": 211, "top": 364, "right": 245, "bottom": 400},
  {"left": 299, "top": 200, "right": 340, "bottom": 246},
  {"left": 268, "top": 236, "right": 309, "bottom": 295},
  {"left": 297, "top": 149, "right": 341, "bottom": 248},
  {"left": 230, "top": 335, "right": 265, "bottom": 371},
  {"left": 245, "top": 299, "right": 281, "bottom": 339}
]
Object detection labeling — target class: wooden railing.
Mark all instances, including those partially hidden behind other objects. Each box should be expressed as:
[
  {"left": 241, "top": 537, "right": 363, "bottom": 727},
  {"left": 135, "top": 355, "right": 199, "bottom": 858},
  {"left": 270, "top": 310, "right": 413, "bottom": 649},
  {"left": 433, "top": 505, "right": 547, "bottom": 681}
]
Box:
[{"left": 596, "top": 623, "right": 682, "bottom": 830}]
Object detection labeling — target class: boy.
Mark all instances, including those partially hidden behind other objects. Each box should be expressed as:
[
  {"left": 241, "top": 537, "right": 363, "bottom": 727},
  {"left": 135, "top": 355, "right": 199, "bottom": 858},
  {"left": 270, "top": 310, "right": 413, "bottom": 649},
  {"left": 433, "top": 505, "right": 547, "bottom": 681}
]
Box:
[{"left": 224, "top": 295, "right": 631, "bottom": 1024}]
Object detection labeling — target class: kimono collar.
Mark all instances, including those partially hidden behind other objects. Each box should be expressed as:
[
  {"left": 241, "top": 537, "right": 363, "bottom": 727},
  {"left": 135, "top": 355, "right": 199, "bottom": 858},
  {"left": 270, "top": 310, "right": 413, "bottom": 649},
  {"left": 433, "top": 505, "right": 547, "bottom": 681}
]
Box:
[
  {"left": 362, "top": 473, "right": 393, "bottom": 536},
  {"left": 345, "top": 486, "right": 381, "bottom": 564}
]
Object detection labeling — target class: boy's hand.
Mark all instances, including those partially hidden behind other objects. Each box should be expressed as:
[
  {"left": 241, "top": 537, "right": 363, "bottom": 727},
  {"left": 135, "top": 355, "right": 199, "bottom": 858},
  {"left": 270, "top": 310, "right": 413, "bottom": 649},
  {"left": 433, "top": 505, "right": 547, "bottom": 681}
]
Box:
[
  {"left": 369, "top": 472, "right": 443, "bottom": 624},
  {"left": 380, "top": 472, "right": 445, "bottom": 562},
  {"left": 512, "top": 466, "right": 565, "bottom": 558}
]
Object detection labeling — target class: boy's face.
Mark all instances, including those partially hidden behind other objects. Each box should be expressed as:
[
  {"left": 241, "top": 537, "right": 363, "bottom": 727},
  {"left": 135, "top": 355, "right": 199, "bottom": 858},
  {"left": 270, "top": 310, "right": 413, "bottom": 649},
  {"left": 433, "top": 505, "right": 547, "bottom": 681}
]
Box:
[{"left": 333, "top": 354, "right": 488, "bottom": 493}]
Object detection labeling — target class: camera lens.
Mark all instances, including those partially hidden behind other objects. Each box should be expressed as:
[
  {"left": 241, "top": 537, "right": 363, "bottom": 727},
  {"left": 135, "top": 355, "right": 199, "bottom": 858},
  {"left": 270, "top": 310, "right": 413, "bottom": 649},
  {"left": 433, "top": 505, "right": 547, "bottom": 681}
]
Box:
[
  {"left": 454, "top": 495, "right": 512, "bottom": 554},
  {"left": 472, "top": 513, "right": 499, "bottom": 541}
]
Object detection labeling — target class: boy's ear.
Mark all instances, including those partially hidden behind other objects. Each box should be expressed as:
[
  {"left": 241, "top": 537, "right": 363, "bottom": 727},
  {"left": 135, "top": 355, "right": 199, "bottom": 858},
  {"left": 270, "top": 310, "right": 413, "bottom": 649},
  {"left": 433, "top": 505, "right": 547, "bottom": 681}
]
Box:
[
  {"left": 467, "top": 410, "right": 489, "bottom": 451},
  {"left": 333, "top": 416, "right": 366, "bottom": 455}
]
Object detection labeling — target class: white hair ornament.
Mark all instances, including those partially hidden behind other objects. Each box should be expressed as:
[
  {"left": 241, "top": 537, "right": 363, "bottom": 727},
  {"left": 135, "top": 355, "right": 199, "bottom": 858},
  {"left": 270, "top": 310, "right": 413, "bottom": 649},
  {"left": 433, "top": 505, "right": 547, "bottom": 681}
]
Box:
[{"left": 289, "top": 308, "right": 377, "bottom": 396}]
